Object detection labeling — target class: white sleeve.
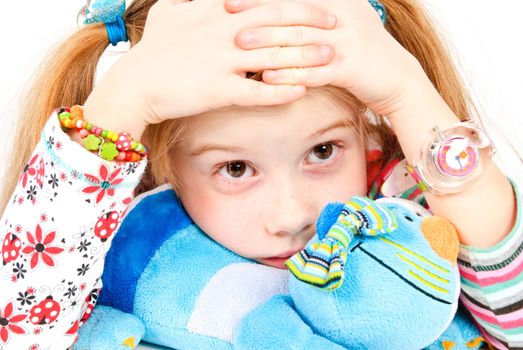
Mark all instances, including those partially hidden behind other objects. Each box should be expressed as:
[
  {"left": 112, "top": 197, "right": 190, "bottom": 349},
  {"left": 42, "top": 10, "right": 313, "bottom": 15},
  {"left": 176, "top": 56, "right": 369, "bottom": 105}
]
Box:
[{"left": 0, "top": 110, "right": 147, "bottom": 350}]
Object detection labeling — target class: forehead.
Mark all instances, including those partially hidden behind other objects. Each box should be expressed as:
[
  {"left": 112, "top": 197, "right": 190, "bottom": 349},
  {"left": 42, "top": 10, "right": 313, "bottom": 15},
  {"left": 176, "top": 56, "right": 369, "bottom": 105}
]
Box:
[{"left": 183, "top": 90, "right": 358, "bottom": 140}]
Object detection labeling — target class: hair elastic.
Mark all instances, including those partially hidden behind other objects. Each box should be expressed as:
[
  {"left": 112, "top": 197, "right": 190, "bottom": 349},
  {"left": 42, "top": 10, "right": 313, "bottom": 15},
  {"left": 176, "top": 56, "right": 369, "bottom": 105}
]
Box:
[{"left": 79, "top": 0, "right": 128, "bottom": 46}]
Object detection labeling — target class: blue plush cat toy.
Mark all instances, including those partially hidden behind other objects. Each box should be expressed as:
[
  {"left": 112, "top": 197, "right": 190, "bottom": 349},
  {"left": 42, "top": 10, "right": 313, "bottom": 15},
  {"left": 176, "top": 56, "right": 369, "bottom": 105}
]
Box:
[{"left": 75, "top": 185, "right": 484, "bottom": 349}]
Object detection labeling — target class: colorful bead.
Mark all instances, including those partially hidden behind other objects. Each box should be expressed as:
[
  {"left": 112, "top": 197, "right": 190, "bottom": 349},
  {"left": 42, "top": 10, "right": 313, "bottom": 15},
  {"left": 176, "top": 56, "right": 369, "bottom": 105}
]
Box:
[
  {"left": 115, "top": 152, "right": 126, "bottom": 161},
  {"left": 83, "top": 134, "right": 102, "bottom": 151},
  {"left": 100, "top": 142, "right": 119, "bottom": 161},
  {"left": 78, "top": 129, "right": 90, "bottom": 138},
  {"left": 116, "top": 132, "right": 133, "bottom": 151},
  {"left": 57, "top": 105, "right": 146, "bottom": 162}
]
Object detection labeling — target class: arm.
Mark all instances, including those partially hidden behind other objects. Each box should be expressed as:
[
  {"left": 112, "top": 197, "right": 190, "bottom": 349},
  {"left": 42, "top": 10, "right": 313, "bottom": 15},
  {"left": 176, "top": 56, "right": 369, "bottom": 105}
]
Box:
[
  {"left": 0, "top": 112, "right": 146, "bottom": 349},
  {"left": 456, "top": 178, "right": 522, "bottom": 350},
  {"left": 388, "top": 68, "right": 522, "bottom": 349},
  {"left": 386, "top": 68, "right": 516, "bottom": 248}
]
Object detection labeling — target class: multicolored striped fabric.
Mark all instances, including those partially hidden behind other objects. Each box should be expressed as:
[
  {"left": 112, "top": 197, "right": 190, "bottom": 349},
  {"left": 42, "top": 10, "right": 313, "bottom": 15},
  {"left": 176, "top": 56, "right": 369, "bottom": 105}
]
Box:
[
  {"left": 457, "top": 180, "right": 523, "bottom": 350},
  {"left": 286, "top": 197, "right": 397, "bottom": 290}
]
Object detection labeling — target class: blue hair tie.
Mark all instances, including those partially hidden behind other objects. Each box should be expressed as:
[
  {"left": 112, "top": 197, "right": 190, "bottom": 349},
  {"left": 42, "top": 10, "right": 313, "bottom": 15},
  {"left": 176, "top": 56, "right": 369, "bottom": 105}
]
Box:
[
  {"left": 368, "top": 0, "right": 388, "bottom": 25},
  {"left": 82, "top": 0, "right": 128, "bottom": 46},
  {"left": 105, "top": 16, "right": 128, "bottom": 46}
]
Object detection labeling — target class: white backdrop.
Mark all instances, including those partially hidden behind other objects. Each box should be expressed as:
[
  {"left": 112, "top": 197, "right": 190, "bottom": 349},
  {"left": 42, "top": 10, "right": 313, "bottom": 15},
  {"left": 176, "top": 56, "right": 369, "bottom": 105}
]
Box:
[
  {"left": 0, "top": 1, "right": 522, "bottom": 349},
  {"left": 1, "top": 0, "right": 523, "bottom": 182}
]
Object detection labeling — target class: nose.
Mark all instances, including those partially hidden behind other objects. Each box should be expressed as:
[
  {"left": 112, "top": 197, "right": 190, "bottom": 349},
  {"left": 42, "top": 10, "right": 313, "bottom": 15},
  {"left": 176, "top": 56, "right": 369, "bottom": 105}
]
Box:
[{"left": 264, "top": 177, "right": 315, "bottom": 237}]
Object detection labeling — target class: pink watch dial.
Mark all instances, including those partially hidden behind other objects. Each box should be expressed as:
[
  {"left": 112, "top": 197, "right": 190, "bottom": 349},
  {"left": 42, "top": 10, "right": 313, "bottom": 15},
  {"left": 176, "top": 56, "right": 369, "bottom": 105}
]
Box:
[{"left": 435, "top": 137, "right": 479, "bottom": 177}]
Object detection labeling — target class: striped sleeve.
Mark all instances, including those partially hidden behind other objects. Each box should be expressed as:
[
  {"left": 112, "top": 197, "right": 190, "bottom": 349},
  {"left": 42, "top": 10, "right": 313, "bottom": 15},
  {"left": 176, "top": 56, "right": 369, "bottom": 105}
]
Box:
[{"left": 458, "top": 178, "right": 523, "bottom": 350}]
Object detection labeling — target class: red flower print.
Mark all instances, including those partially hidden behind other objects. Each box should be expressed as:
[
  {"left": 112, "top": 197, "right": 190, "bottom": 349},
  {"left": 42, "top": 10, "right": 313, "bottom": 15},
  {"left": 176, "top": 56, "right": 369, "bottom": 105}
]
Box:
[
  {"left": 18, "top": 154, "right": 40, "bottom": 189},
  {"left": 82, "top": 165, "right": 124, "bottom": 204},
  {"left": 0, "top": 301, "right": 27, "bottom": 344},
  {"left": 22, "top": 224, "right": 64, "bottom": 269}
]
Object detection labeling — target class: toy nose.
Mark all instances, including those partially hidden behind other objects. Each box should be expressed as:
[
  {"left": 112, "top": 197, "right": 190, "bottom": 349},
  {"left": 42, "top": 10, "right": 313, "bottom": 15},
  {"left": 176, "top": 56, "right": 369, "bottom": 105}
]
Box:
[{"left": 420, "top": 216, "right": 460, "bottom": 265}]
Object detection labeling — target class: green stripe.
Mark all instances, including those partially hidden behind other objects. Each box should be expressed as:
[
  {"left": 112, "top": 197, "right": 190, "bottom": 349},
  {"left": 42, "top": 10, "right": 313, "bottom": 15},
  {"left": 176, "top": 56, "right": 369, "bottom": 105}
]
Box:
[{"left": 475, "top": 317, "right": 523, "bottom": 336}]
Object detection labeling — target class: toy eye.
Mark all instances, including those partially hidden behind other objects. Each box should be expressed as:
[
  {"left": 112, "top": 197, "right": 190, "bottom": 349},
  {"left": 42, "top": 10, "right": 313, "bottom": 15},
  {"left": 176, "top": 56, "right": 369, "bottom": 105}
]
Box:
[
  {"left": 404, "top": 215, "right": 414, "bottom": 222},
  {"left": 416, "top": 212, "right": 422, "bottom": 217}
]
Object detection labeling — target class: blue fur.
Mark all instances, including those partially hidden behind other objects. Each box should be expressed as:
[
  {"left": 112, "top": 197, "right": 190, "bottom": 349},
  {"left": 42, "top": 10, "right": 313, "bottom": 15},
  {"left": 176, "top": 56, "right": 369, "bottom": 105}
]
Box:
[
  {"left": 98, "top": 189, "right": 192, "bottom": 313},
  {"left": 77, "top": 186, "right": 482, "bottom": 349}
]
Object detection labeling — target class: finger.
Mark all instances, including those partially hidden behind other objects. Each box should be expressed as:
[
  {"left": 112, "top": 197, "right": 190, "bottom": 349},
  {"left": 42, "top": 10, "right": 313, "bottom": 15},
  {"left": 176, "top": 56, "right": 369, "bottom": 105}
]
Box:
[
  {"left": 237, "top": 45, "right": 334, "bottom": 72},
  {"left": 232, "top": 2, "right": 337, "bottom": 30},
  {"left": 262, "top": 66, "right": 334, "bottom": 87},
  {"left": 229, "top": 76, "right": 307, "bottom": 106},
  {"left": 236, "top": 26, "right": 327, "bottom": 49}
]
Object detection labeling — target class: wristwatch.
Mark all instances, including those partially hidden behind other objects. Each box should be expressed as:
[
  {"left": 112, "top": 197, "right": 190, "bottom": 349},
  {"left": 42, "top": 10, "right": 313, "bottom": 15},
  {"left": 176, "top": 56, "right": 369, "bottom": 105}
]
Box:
[{"left": 405, "top": 121, "right": 496, "bottom": 194}]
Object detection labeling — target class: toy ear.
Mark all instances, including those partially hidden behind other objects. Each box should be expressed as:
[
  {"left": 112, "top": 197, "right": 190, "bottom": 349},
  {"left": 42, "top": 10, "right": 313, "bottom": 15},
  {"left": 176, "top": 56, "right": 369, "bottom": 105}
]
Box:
[
  {"left": 316, "top": 202, "right": 345, "bottom": 240},
  {"left": 420, "top": 216, "right": 460, "bottom": 266}
]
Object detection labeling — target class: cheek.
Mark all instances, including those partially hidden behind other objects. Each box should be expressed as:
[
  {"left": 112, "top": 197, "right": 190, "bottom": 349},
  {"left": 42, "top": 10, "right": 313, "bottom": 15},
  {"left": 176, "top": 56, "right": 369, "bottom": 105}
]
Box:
[
  {"left": 310, "top": 148, "right": 368, "bottom": 211},
  {"left": 179, "top": 185, "right": 256, "bottom": 255}
]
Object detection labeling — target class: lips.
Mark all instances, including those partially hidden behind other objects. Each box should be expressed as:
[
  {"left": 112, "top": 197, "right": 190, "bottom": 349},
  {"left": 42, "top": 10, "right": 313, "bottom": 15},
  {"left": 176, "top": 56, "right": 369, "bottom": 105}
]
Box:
[{"left": 270, "top": 249, "right": 301, "bottom": 259}]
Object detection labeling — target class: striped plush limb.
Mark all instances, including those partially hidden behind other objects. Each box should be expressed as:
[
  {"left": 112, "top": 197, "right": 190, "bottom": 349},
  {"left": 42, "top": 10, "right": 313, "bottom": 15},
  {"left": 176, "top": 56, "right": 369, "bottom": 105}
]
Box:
[{"left": 286, "top": 197, "right": 398, "bottom": 290}]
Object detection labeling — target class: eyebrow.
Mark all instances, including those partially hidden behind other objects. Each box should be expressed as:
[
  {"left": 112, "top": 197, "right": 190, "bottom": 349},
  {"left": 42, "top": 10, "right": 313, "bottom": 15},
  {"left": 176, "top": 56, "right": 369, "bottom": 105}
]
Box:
[
  {"left": 308, "top": 119, "right": 355, "bottom": 139},
  {"left": 190, "top": 118, "right": 356, "bottom": 157},
  {"left": 190, "top": 144, "right": 248, "bottom": 157}
]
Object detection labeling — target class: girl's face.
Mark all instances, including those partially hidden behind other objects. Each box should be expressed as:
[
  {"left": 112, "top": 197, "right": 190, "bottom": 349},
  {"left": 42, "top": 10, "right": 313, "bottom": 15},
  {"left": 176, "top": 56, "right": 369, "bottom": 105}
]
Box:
[{"left": 173, "top": 94, "right": 367, "bottom": 269}]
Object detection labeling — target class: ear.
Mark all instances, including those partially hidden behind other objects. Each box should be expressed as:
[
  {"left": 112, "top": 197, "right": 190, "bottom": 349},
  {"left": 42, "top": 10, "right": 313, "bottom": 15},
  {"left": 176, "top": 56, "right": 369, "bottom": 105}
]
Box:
[
  {"left": 420, "top": 216, "right": 460, "bottom": 266},
  {"left": 316, "top": 202, "right": 345, "bottom": 240}
]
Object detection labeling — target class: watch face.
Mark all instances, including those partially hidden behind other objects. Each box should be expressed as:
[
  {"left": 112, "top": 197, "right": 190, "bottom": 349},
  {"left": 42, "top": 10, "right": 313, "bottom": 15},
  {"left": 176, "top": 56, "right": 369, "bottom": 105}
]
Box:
[{"left": 435, "top": 137, "right": 479, "bottom": 177}]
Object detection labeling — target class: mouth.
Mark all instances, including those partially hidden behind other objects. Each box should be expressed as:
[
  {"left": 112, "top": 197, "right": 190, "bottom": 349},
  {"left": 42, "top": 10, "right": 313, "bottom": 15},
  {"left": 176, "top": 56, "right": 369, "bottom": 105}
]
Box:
[{"left": 259, "top": 250, "right": 302, "bottom": 269}]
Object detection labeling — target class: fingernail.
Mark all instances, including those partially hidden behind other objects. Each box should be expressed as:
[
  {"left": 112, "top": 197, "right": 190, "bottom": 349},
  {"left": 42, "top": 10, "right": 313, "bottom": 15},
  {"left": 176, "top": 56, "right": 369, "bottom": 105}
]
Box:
[
  {"left": 241, "top": 31, "right": 254, "bottom": 46},
  {"left": 319, "top": 45, "right": 331, "bottom": 58},
  {"left": 327, "top": 14, "right": 337, "bottom": 27},
  {"left": 292, "top": 86, "right": 305, "bottom": 94},
  {"left": 230, "top": 0, "right": 241, "bottom": 9},
  {"left": 265, "top": 70, "right": 279, "bottom": 80}
]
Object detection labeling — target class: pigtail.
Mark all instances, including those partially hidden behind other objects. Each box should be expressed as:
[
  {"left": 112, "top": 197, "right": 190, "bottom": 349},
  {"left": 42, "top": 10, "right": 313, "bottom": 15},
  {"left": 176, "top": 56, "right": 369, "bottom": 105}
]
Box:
[{"left": 0, "top": 0, "right": 157, "bottom": 215}]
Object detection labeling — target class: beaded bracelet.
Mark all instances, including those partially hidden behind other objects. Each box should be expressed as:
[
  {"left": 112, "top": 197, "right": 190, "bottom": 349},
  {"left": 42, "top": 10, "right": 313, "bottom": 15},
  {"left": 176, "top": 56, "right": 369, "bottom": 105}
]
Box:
[{"left": 57, "top": 105, "right": 148, "bottom": 162}]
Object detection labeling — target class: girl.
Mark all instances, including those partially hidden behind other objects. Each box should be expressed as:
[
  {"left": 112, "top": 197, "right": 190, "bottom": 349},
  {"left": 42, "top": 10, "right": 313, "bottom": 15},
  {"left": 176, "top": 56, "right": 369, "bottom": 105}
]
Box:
[{"left": 0, "top": 0, "right": 521, "bottom": 349}]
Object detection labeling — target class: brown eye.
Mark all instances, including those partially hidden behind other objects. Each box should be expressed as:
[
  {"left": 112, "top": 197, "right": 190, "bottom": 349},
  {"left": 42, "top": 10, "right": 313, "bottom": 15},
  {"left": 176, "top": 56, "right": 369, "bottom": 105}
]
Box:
[
  {"left": 313, "top": 144, "right": 333, "bottom": 160},
  {"left": 227, "top": 161, "right": 246, "bottom": 178},
  {"left": 217, "top": 161, "right": 255, "bottom": 180},
  {"left": 306, "top": 143, "right": 340, "bottom": 164}
]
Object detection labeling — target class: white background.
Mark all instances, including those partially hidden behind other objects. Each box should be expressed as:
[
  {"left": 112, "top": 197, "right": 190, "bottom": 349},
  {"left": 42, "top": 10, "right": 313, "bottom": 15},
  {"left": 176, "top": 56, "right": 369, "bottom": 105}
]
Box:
[
  {"left": 1, "top": 1, "right": 523, "bottom": 182},
  {"left": 0, "top": 1, "right": 522, "bottom": 349}
]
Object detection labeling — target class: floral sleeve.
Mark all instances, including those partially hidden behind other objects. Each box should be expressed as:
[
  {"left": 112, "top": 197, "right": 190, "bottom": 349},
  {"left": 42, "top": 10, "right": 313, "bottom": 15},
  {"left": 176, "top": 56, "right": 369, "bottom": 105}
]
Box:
[{"left": 0, "top": 109, "right": 146, "bottom": 350}]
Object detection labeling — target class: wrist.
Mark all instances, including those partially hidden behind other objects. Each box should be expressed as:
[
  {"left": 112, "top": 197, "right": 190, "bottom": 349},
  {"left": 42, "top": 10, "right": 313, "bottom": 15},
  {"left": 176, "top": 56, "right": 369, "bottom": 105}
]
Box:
[
  {"left": 385, "top": 72, "right": 460, "bottom": 163},
  {"left": 83, "top": 51, "right": 149, "bottom": 140}
]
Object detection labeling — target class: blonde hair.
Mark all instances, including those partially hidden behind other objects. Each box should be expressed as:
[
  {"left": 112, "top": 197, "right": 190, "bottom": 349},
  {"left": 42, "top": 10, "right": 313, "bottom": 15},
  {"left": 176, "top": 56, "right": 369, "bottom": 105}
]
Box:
[{"left": 0, "top": 0, "right": 477, "bottom": 214}]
